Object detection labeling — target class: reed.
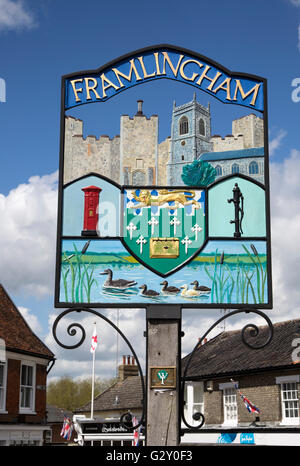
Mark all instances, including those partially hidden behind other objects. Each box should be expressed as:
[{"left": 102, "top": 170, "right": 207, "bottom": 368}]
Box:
[
  {"left": 62, "top": 242, "right": 97, "bottom": 303},
  {"left": 204, "top": 245, "right": 266, "bottom": 304},
  {"left": 242, "top": 244, "right": 267, "bottom": 303}
]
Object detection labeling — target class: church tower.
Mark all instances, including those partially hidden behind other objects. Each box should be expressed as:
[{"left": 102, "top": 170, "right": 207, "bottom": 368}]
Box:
[{"left": 167, "top": 94, "right": 213, "bottom": 185}]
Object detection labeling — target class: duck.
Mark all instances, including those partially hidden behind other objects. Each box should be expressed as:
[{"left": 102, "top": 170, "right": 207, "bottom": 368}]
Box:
[
  {"left": 190, "top": 280, "right": 211, "bottom": 293},
  {"left": 160, "top": 280, "right": 180, "bottom": 295},
  {"left": 139, "top": 284, "right": 160, "bottom": 297},
  {"left": 180, "top": 284, "right": 202, "bottom": 297},
  {"left": 100, "top": 269, "right": 137, "bottom": 289}
]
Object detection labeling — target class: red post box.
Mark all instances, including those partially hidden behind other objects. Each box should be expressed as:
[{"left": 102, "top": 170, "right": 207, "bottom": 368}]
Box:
[{"left": 81, "top": 185, "right": 102, "bottom": 236}]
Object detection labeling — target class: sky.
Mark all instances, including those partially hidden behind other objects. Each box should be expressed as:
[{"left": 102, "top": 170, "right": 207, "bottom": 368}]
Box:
[{"left": 0, "top": 0, "right": 300, "bottom": 383}]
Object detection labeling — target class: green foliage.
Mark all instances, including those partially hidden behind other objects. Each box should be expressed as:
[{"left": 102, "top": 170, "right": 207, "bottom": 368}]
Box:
[
  {"left": 181, "top": 160, "right": 216, "bottom": 186},
  {"left": 204, "top": 246, "right": 267, "bottom": 304},
  {"left": 47, "top": 376, "right": 116, "bottom": 412},
  {"left": 62, "top": 243, "right": 97, "bottom": 303}
]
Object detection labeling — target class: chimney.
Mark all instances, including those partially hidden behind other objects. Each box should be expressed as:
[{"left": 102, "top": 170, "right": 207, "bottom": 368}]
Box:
[
  {"left": 118, "top": 355, "right": 139, "bottom": 382},
  {"left": 136, "top": 99, "right": 143, "bottom": 116}
]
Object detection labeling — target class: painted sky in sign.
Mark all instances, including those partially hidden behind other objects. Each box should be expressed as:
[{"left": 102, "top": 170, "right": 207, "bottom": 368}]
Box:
[{"left": 0, "top": 0, "right": 300, "bottom": 381}]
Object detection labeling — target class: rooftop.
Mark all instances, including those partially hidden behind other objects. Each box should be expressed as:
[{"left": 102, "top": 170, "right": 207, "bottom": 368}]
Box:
[
  {"left": 75, "top": 375, "right": 144, "bottom": 413},
  {"left": 182, "top": 319, "right": 300, "bottom": 380},
  {"left": 200, "top": 146, "right": 264, "bottom": 162},
  {"left": 0, "top": 284, "right": 54, "bottom": 359}
]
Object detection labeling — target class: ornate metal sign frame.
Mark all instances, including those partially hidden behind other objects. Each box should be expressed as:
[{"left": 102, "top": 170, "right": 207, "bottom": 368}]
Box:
[{"left": 54, "top": 44, "right": 272, "bottom": 310}]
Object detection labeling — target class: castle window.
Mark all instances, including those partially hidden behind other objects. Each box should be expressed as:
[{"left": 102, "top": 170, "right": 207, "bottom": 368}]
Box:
[
  {"left": 215, "top": 165, "right": 222, "bottom": 177},
  {"left": 232, "top": 163, "right": 239, "bottom": 174},
  {"left": 249, "top": 161, "right": 259, "bottom": 175},
  {"left": 179, "top": 116, "right": 189, "bottom": 135},
  {"left": 182, "top": 155, "right": 185, "bottom": 161},
  {"left": 199, "top": 118, "right": 205, "bottom": 136},
  {"left": 136, "top": 158, "right": 144, "bottom": 169}
]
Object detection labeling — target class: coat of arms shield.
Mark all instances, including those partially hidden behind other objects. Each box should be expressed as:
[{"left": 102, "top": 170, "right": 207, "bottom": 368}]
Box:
[{"left": 122, "top": 187, "right": 206, "bottom": 276}]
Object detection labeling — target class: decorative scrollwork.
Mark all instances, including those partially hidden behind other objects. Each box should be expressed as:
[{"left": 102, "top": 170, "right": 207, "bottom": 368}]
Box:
[
  {"left": 181, "top": 308, "right": 273, "bottom": 431},
  {"left": 52, "top": 307, "right": 145, "bottom": 431}
]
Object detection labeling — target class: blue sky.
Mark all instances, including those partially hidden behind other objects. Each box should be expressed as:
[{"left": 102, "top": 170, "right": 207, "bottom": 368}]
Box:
[{"left": 1, "top": 0, "right": 300, "bottom": 381}]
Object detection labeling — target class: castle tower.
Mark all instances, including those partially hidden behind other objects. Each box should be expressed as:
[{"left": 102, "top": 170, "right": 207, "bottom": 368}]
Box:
[
  {"left": 167, "top": 94, "right": 213, "bottom": 185},
  {"left": 120, "top": 100, "right": 158, "bottom": 186}
]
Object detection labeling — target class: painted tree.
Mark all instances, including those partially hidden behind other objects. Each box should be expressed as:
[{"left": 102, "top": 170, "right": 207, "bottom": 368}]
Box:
[{"left": 181, "top": 160, "right": 216, "bottom": 186}]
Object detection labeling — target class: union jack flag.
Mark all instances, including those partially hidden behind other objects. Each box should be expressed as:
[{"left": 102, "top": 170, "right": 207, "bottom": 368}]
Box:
[
  {"left": 60, "top": 416, "right": 73, "bottom": 440},
  {"left": 132, "top": 416, "right": 140, "bottom": 446},
  {"left": 240, "top": 394, "right": 260, "bottom": 414},
  {"left": 231, "top": 379, "right": 260, "bottom": 415}
]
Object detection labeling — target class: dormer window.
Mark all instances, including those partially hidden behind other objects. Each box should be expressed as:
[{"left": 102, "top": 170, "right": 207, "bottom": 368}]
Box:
[{"left": 179, "top": 116, "right": 189, "bottom": 135}]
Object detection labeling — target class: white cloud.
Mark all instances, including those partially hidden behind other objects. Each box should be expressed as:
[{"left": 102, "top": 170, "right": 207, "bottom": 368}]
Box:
[
  {"left": 0, "top": 0, "right": 36, "bottom": 31},
  {"left": 290, "top": 0, "right": 300, "bottom": 6},
  {"left": 18, "top": 305, "right": 42, "bottom": 334},
  {"left": 269, "top": 129, "right": 287, "bottom": 156},
  {"left": 0, "top": 171, "right": 58, "bottom": 296},
  {"left": 46, "top": 308, "right": 146, "bottom": 381},
  {"left": 269, "top": 149, "right": 300, "bottom": 319},
  {"left": 3, "top": 146, "right": 300, "bottom": 382}
]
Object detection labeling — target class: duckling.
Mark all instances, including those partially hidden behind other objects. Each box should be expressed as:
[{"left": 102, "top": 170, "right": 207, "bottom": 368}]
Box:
[
  {"left": 190, "top": 280, "right": 211, "bottom": 293},
  {"left": 139, "top": 284, "right": 160, "bottom": 297},
  {"left": 180, "top": 284, "right": 201, "bottom": 297},
  {"left": 100, "top": 269, "right": 137, "bottom": 289},
  {"left": 160, "top": 280, "right": 180, "bottom": 295}
]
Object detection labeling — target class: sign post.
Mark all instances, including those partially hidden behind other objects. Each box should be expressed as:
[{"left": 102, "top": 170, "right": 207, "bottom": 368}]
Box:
[
  {"left": 146, "top": 306, "right": 181, "bottom": 445},
  {"left": 53, "top": 45, "right": 273, "bottom": 446}
]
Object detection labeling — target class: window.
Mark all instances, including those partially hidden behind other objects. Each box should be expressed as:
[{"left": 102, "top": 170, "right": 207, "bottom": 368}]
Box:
[
  {"left": 179, "top": 116, "right": 189, "bottom": 135},
  {"left": 215, "top": 165, "right": 222, "bottom": 177},
  {"left": 0, "top": 361, "right": 7, "bottom": 411},
  {"left": 20, "top": 363, "right": 35, "bottom": 412},
  {"left": 231, "top": 163, "right": 239, "bottom": 174},
  {"left": 199, "top": 118, "right": 205, "bottom": 136},
  {"left": 281, "top": 382, "right": 299, "bottom": 424},
  {"left": 184, "top": 383, "right": 204, "bottom": 427},
  {"left": 249, "top": 161, "right": 259, "bottom": 175},
  {"left": 276, "top": 376, "right": 300, "bottom": 425},
  {"left": 136, "top": 158, "right": 144, "bottom": 169},
  {"left": 223, "top": 387, "right": 237, "bottom": 425}
]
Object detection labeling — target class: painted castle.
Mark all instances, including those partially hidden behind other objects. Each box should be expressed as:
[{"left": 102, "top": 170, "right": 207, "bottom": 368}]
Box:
[{"left": 64, "top": 95, "right": 264, "bottom": 187}]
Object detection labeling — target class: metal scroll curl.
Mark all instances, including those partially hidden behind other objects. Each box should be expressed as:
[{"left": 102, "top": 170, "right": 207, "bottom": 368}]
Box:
[
  {"left": 181, "top": 308, "right": 273, "bottom": 430},
  {"left": 52, "top": 307, "right": 145, "bottom": 431}
]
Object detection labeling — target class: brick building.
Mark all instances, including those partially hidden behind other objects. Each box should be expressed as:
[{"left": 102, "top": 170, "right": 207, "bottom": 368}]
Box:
[
  {"left": 181, "top": 319, "right": 300, "bottom": 445},
  {"left": 0, "top": 284, "right": 55, "bottom": 446},
  {"left": 71, "top": 319, "right": 300, "bottom": 446},
  {"left": 46, "top": 405, "right": 75, "bottom": 445}
]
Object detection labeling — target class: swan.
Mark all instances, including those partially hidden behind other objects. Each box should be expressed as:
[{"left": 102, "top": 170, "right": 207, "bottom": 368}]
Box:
[{"left": 180, "top": 284, "right": 201, "bottom": 297}]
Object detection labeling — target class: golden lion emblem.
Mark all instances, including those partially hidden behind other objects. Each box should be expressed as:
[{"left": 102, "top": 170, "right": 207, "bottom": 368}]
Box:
[{"left": 131, "top": 189, "right": 200, "bottom": 209}]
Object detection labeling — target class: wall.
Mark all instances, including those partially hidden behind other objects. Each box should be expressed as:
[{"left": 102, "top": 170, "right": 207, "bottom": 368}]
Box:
[
  {"left": 203, "top": 369, "right": 300, "bottom": 426},
  {"left": 0, "top": 358, "right": 47, "bottom": 424}
]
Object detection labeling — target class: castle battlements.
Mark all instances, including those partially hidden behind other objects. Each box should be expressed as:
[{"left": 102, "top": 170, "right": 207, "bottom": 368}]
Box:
[{"left": 64, "top": 97, "right": 264, "bottom": 188}]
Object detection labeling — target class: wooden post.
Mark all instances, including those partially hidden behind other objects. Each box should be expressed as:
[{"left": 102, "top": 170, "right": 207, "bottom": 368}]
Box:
[{"left": 146, "top": 305, "right": 181, "bottom": 446}]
